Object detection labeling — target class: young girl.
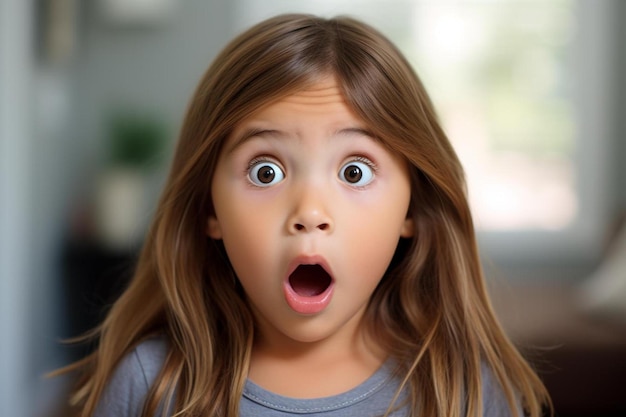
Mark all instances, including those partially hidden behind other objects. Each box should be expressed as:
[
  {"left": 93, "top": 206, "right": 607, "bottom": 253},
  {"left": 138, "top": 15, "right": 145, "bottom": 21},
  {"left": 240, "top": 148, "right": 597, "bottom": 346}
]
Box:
[{"left": 62, "top": 13, "right": 551, "bottom": 417}]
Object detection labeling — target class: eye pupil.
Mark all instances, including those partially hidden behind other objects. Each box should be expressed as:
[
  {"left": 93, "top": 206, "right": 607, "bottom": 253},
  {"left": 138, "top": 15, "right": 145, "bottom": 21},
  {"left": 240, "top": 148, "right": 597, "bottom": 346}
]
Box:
[
  {"left": 344, "top": 165, "right": 362, "bottom": 183},
  {"left": 257, "top": 166, "right": 275, "bottom": 183}
]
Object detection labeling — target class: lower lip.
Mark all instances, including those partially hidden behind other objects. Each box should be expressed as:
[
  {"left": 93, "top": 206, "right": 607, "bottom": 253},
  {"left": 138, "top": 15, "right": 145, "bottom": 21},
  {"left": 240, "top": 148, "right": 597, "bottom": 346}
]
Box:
[{"left": 283, "top": 281, "right": 334, "bottom": 315}]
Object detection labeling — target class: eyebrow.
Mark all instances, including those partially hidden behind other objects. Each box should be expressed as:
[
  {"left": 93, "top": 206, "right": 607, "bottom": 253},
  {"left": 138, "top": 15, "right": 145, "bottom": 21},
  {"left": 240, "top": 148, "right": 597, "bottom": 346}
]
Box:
[{"left": 226, "top": 126, "right": 380, "bottom": 153}]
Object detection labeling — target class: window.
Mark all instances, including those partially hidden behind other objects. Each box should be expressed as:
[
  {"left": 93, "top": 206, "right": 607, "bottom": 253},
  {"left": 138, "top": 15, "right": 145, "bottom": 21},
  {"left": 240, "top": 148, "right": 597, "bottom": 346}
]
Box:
[
  {"left": 409, "top": 2, "right": 576, "bottom": 232},
  {"left": 236, "top": 0, "right": 616, "bottom": 264}
]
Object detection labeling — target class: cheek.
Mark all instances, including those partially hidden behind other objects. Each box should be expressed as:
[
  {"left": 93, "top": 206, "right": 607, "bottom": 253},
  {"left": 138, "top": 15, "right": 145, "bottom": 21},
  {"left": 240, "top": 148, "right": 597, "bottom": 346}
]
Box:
[
  {"left": 339, "top": 202, "right": 408, "bottom": 277},
  {"left": 215, "top": 199, "right": 281, "bottom": 285},
  {"left": 219, "top": 209, "right": 270, "bottom": 259},
  {"left": 356, "top": 184, "right": 411, "bottom": 263},
  {"left": 352, "top": 221, "right": 401, "bottom": 273},
  {"left": 220, "top": 229, "right": 269, "bottom": 296}
]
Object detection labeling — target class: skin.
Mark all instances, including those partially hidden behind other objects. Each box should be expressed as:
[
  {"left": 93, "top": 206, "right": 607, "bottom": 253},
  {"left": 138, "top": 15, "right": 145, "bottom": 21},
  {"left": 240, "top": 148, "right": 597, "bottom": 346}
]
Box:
[{"left": 208, "top": 76, "right": 413, "bottom": 398}]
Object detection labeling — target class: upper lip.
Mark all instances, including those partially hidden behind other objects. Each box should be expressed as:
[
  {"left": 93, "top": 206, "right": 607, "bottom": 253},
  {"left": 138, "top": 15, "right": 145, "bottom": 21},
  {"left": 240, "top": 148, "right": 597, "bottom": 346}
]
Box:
[{"left": 285, "top": 254, "right": 333, "bottom": 282}]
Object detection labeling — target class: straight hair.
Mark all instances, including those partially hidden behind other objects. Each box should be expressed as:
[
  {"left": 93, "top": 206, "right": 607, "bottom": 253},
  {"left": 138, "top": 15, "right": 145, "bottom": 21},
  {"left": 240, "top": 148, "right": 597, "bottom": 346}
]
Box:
[{"left": 60, "top": 14, "right": 551, "bottom": 417}]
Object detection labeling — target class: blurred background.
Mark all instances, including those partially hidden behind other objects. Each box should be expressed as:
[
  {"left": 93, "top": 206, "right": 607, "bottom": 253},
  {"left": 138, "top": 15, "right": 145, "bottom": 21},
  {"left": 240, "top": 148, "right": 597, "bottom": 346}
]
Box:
[{"left": 1, "top": 0, "right": 624, "bottom": 416}]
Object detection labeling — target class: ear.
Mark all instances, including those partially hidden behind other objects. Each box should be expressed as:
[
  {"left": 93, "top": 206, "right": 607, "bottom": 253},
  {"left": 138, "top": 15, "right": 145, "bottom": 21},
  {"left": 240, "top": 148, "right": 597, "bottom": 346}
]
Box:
[
  {"left": 400, "top": 218, "right": 414, "bottom": 238},
  {"left": 206, "top": 215, "right": 223, "bottom": 239}
]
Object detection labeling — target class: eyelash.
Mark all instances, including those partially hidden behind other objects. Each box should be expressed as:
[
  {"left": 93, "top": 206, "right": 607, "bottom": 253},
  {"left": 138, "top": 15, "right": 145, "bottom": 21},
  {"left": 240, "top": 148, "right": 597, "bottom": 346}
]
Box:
[
  {"left": 247, "top": 155, "right": 280, "bottom": 170},
  {"left": 348, "top": 156, "right": 378, "bottom": 172},
  {"left": 245, "top": 155, "right": 283, "bottom": 186},
  {"left": 340, "top": 155, "right": 378, "bottom": 188}
]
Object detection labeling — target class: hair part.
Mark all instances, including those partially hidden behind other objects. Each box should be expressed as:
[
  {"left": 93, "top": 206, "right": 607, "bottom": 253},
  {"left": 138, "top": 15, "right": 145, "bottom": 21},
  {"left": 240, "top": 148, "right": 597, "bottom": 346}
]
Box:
[{"left": 59, "top": 14, "right": 551, "bottom": 417}]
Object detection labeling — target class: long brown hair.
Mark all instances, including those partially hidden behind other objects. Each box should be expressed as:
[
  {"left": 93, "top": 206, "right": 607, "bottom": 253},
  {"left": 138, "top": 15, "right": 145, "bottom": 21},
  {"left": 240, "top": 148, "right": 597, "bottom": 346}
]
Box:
[{"left": 61, "top": 14, "right": 551, "bottom": 417}]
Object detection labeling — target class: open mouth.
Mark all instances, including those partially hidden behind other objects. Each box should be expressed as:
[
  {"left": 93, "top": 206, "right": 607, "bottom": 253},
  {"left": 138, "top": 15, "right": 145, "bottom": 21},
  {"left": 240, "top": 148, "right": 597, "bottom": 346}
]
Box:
[{"left": 288, "top": 264, "right": 333, "bottom": 297}]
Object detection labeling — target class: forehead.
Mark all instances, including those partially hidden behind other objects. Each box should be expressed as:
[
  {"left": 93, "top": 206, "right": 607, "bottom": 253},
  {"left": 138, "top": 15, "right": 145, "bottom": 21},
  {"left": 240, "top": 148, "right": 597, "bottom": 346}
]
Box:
[
  {"left": 225, "top": 77, "right": 369, "bottom": 146},
  {"left": 248, "top": 75, "right": 355, "bottom": 121},
  {"left": 278, "top": 77, "right": 347, "bottom": 109}
]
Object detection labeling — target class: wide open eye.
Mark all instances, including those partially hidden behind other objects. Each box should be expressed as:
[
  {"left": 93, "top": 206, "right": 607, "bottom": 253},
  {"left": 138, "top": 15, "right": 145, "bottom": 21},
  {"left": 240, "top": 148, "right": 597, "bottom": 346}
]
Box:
[
  {"left": 248, "top": 160, "right": 285, "bottom": 187},
  {"left": 339, "top": 160, "right": 375, "bottom": 187}
]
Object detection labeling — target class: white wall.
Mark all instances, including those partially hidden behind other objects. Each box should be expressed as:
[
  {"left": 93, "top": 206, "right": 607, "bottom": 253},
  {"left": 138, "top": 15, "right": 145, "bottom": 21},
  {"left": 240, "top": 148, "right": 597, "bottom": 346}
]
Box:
[
  {"left": 0, "top": 1, "right": 235, "bottom": 415},
  {"left": 0, "top": 1, "right": 35, "bottom": 416}
]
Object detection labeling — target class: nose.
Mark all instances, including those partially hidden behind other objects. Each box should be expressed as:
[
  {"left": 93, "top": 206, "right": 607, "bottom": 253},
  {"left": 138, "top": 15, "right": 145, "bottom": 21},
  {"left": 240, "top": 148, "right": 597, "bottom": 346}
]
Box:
[{"left": 287, "top": 187, "right": 334, "bottom": 234}]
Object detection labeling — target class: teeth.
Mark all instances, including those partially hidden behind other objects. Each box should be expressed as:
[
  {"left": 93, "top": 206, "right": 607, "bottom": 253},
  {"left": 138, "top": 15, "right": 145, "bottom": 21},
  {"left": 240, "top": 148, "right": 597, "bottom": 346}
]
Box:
[{"left": 289, "top": 264, "right": 332, "bottom": 297}]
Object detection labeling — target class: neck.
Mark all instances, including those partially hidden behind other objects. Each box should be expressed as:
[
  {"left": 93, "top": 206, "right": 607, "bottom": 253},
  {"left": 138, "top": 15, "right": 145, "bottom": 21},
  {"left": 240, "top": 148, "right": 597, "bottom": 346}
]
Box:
[{"left": 247, "top": 315, "right": 387, "bottom": 398}]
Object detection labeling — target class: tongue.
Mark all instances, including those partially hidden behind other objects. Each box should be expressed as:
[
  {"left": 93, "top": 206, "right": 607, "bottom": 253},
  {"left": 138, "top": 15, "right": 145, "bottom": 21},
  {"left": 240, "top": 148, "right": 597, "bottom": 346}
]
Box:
[{"left": 289, "top": 265, "right": 331, "bottom": 297}]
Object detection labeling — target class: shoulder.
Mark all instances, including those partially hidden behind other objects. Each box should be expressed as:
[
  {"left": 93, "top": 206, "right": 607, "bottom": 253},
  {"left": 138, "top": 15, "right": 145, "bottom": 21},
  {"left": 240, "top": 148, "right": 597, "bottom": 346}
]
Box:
[
  {"left": 481, "top": 362, "right": 524, "bottom": 417},
  {"left": 132, "top": 335, "right": 170, "bottom": 385},
  {"left": 93, "top": 335, "right": 170, "bottom": 417}
]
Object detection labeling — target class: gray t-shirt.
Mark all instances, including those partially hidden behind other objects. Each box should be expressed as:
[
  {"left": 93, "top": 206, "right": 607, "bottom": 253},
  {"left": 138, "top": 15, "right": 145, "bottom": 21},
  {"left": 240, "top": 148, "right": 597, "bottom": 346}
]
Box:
[{"left": 93, "top": 337, "right": 518, "bottom": 416}]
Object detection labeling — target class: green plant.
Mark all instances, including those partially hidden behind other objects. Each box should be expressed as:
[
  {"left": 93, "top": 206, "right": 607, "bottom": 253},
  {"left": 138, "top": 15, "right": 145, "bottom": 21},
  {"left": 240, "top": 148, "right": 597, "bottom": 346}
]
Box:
[{"left": 107, "top": 112, "right": 167, "bottom": 170}]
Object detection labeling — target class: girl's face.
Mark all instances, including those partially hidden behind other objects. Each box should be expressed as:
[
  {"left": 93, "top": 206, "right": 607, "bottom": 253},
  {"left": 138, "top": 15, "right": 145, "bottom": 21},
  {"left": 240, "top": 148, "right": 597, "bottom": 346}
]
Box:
[{"left": 208, "top": 76, "right": 413, "bottom": 350}]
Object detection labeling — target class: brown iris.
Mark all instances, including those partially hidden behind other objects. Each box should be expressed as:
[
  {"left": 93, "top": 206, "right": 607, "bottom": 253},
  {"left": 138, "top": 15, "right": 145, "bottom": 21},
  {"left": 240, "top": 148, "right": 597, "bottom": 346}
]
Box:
[
  {"left": 343, "top": 165, "right": 362, "bottom": 183},
  {"left": 257, "top": 165, "right": 275, "bottom": 184}
]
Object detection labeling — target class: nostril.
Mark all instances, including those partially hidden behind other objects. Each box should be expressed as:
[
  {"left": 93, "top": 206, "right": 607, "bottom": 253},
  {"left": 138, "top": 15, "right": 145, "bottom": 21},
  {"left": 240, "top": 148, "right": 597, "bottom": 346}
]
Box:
[{"left": 292, "top": 223, "right": 330, "bottom": 232}]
